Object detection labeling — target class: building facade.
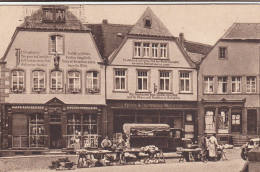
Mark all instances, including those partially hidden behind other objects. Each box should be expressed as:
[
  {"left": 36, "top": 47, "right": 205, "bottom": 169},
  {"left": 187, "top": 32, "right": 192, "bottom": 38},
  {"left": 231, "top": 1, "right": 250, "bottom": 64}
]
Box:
[
  {"left": 104, "top": 8, "right": 201, "bottom": 140},
  {"left": 198, "top": 23, "right": 260, "bottom": 145},
  {"left": 0, "top": 6, "right": 106, "bottom": 150}
]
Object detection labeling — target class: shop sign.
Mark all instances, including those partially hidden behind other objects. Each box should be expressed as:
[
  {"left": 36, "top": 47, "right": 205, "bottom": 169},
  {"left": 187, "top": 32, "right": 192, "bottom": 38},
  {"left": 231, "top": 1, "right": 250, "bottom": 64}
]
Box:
[
  {"left": 126, "top": 92, "right": 180, "bottom": 100},
  {"left": 123, "top": 58, "right": 178, "bottom": 67}
]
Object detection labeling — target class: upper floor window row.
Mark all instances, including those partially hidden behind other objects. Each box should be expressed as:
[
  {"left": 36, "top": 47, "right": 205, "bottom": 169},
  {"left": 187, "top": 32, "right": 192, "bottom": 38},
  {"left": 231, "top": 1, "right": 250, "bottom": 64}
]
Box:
[
  {"left": 203, "top": 76, "right": 256, "bottom": 94},
  {"left": 10, "top": 70, "right": 101, "bottom": 94},
  {"left": 134, "top": 42, "right": 168, "bottom": 58},
  {"left": 113, "top": 69, "right": 192, "bottom": 93}
]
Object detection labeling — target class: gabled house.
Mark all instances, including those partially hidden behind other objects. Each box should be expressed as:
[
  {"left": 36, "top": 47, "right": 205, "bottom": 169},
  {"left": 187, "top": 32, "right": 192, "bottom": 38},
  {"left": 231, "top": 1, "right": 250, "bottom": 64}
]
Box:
[
  {"left": 198, "top": 23, "right": 260, "bottom": 145},
  {"left": 0, "top": 6, "right": 106, "bottom": 151},
  {"left": 89, "top": 7, "right": 211, "bottom": 141}
]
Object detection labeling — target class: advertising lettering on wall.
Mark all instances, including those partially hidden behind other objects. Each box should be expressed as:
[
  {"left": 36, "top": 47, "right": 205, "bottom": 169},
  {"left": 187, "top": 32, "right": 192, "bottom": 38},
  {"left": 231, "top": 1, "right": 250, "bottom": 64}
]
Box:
[
  {"left": 127, "top": 92, "right": 180, "bottom": 100},
  {"left": 17, "top": 50, "right": 96, "bottom": 68},
  {"left": 123, "top": 58, "right": 178, "bottom": 67}
]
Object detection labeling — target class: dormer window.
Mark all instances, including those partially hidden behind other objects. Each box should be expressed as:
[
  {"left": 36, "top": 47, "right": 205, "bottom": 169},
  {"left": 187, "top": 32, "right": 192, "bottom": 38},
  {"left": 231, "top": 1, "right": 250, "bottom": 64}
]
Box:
[
  {"left": 144, "top": 17, "right": 152, "bottom": 28},
  {"left": 42, "top": 7, "right": 65, "bottom": 23}
]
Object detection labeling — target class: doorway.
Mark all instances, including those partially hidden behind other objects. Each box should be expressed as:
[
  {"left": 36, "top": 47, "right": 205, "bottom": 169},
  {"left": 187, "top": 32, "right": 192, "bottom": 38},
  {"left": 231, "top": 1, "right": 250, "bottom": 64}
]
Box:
[
  {"left": 247, "top": 109, "right": 257, "bottom": 134},
  {"left": 50, "top": 125, "right": 62, "bottom": 149}
]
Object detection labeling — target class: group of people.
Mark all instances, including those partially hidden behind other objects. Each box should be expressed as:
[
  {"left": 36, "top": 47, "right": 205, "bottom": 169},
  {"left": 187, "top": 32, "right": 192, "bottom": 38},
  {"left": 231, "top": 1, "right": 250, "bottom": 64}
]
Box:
[
  {"left": 200, "top": 133, "right": 220, "bottom": 161},
  {"left": 101, "top": 135, "right": 127, "bottom": 150}
]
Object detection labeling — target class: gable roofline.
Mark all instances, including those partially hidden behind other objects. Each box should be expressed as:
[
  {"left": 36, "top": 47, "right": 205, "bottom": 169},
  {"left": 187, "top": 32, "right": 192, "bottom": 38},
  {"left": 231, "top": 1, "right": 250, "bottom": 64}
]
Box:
[
  {"left": 129, "top": 7, "right": 173, "bottom": 38},
  {"left": 199, "top": 23, "right": 236, "bottom": 66},
  {"left": 1, "top": 28, "right": 19, "bottom": 62},
  {"left": 107, "top": 36, "right": 128, "bottom": 64}
]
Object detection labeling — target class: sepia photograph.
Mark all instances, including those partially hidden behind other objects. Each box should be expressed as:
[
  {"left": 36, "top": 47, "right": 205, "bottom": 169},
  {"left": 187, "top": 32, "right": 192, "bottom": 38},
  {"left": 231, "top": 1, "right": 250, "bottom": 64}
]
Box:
[{"left": 0, "top": 2, "right": 260, "bottom": 172}]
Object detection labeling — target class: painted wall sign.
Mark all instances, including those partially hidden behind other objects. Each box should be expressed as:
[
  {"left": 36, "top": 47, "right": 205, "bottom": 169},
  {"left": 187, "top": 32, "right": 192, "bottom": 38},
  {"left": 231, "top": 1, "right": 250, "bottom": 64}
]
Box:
[
  {"left": 123, "top": 58, "right": 179, "bottom": 67},
  {"left": 18, "top": 50, "right": 96, "bottom": 68},
  {"left": 62, "top": 51, "right": 96, "bottom": 68},
  {"left": 20, "top": 50, "right": 51, "bottom": 67},
  {"left": 127, "top": 92, "right": 180, "bottom": 100}
]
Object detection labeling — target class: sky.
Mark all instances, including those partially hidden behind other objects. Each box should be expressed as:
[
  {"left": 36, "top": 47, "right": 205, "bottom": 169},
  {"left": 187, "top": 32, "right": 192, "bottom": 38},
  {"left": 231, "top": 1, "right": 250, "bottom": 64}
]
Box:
[{"left": 1, "top": 4, "right": 260, "bottom": 57}]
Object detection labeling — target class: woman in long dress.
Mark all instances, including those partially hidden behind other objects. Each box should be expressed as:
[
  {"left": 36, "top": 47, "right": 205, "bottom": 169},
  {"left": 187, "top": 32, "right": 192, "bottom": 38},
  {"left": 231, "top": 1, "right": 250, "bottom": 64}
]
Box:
[{"left": 208, "top": 134, "right": 218, "bottom": 160}]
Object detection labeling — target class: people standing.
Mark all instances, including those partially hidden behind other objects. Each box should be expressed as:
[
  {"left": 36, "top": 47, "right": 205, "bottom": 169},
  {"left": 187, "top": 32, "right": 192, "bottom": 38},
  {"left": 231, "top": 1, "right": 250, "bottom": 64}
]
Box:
[
  {"left": 101, "top": 136, "right": 112, "bottom": 150},
  {"left": 208, "top": 134, "right": 218, "bottom": 161}
]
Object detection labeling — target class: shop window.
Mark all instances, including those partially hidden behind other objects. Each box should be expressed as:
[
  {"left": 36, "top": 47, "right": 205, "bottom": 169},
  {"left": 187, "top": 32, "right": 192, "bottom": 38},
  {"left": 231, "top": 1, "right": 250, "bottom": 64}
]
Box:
[
  {"left": 86, "top": 71, "right": 100, "bottom": 94},
  {"left": 186, "top": 113, "right": 193, "bottom": 122},
  {"left": 231, "top": 76, "right": 241, "bottom": 93},
  {"left": 66, "top": 114, "right": 98, "bottom": 148},
  {"left": 219, "top": 47, "right": 227, "bottom": 59},
  {"left": 11, "top": 70, "right": 25, "bottom": 93},
  {"left": 68, "top": 71, "right": 81, "bottom": 94},
  {"left": 137, "top": 70, "right": 149, "bottom": 92},
  {"left": 134, "top": 42, "right": 142, "bottom": 57},
  {"left": 231, "top": 111, "right": 241, "bottom": 133},
  {"left": 159, "top": 71, "right": 170, "bottom": 92},
  {"left": 247, "top": 76, "right": 256, "bottom": 93},
  {"left": 217, "top": 109, "right": 229, "bottom": 133},
  {"left": 160, "top": 43, "right": 167, "bottom": 58},
  {"left": 217, "top": 76, "right": 227, "bottom": 94},
  {"left": 114, "top": 69, "right": 127, "bottom": 91},
  {"left": 29, "top": 114, "right": 46, "bottom": 147},
  {"left": 32, "top": 70, "right": 45, "bottom": 93},
  {"left": 50, "top": 70, "right": 63, "bottom": 92},
  {"left": 67, "top": 114, "right": 81, "bottom": 148},
  {"left": 205, "top": 110, "right": 216, "bottom": 133},
  {"left": 204, "top": 76, "right": 214, "bottom": 94},
  {"left": 180, "top": 71, "right": 191, "bottom": 93},
  {"left": 152, "top": 43, "right": 159, "bottom": 58},
  {"left": 49, "top": 35, "right": 64, "bottom": 54},
  {"left": 12, "top": 114, "right": 28, "bottom": 148}
]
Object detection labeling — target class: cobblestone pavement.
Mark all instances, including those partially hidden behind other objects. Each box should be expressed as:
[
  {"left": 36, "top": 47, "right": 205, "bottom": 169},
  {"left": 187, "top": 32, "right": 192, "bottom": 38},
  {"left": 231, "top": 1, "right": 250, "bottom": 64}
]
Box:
[{"left": 6, "top": 148, "right": 245, "bottom": 172}]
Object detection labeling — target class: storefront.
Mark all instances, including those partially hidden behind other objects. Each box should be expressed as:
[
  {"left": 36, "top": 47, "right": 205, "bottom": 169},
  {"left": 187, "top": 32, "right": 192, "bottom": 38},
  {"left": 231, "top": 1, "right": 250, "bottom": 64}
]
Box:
[
  {"left": 199, "top": 99, "right": 245, "bottom": 144},
  {"left": 3, "top": 98, "right": 104, "bottom": 149},
  {"left": 107, "top": 100, "right": 198, "bottom": 141}
]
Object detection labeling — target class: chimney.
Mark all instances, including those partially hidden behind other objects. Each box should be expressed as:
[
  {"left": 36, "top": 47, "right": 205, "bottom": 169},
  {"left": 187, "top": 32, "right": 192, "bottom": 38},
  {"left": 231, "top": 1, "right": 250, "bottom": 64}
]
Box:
[
  {"left": 102, "top": 19, "right": 108, "bottom": 25},
  {"left": 179, "top": 33, "right": 185, "bottom": 45}
]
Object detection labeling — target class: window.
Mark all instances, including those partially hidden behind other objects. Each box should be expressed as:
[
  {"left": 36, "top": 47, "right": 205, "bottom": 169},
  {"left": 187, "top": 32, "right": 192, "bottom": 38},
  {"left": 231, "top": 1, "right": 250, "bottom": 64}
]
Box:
[
  {"left": 66, "top": 114, "right": 98, "bottom": 149},
  {"left": 217, "top": 76, "right": 227, "bottom": 94},
  {"left": 43, "top": 8, "right": 65, "bottom": 23},
  {"left": 143, "top": 43, "right": 150, "bottom": 57},
  {"left": 219, "top": 47, "right": 227, "bottom": 59},
  {"left": 68, "top": 71, "right": 81, "bottom": 93},
  {"left": 137, "top": 70, "right": 148, "bottom": 91},
  {"left": 144, "top": 18, "right": 152, "bottom": 28},
  {"left": 217, "top": 109, "right": 229, "bottom": 133},
  {"left": 159, "top": 71, "right": 170, "bottom": 92},
  {"left": 180, "top": 71, "right": 191, "bottom": 93},
  {"left": 29, "top": 114, "right": 46, "bottom": 147},
  {"left": 49, "top": 35, "right": 64, "bottom": 54},
  {"left": 247, "top": 76, "right": 256, "bottom": 93},
  {"left": 204, "top": 76, "right": 214, "bottom": 94},
  {"left": 231, "top": 76, "right": 241, "bottom": 93},
  {"left": 231, "top": 110, "right": 242, "bottom": 132},
  {"left": 134, "top": 42, "right": 141, "bottom": 57},
  {"left": 232, "top": 114, "right": 241, "bottom": 125},
  {"left": 152, "top": 43, "right": 158, "bottom": 58},
  {"left": 11, "top": 70, "right": 25, "bottom": 93},
  {"left": 205, "top": 110, "right": 215, "bottom": 133},
  {"left": 160, "top": 43, "right": 167, "bottom": 58},
  {"left": 32, "top": 70, "right": 45, "bottom": 92},
  {"left": 50, "top": 70, "right": 63, "bottom": 92},
  {"left": 86, "top": 71, "right": 100, "bottom": 94},
  {"left": 114, "top": 69, "right": 127, "bottom": 91}
]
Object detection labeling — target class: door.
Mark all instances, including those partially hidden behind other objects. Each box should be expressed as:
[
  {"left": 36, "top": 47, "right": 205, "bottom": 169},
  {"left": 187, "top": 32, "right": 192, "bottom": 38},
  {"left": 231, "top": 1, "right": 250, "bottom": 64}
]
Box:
[
  {"left": 12, "top": 114, "right": 28, "bottom": 147},
  {"left": 50, "top": 125, "right": 62, "bottom": 149},
  {"left": 231, "top": 111, "right": 242, "bottom": 133},
  {"left": 247, "top": 109, "right": 257, "bottom": 134}
]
